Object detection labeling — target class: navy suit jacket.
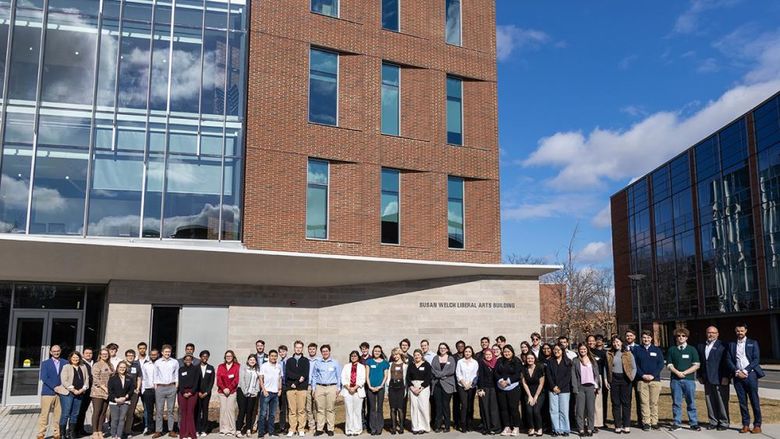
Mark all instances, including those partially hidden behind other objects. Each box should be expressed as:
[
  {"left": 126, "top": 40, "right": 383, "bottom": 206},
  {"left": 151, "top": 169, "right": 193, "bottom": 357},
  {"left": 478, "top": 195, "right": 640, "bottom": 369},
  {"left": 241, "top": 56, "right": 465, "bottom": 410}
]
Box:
[
  {"left": 39, "top": 357, "right": 68, "bottom": 396},
  {"left": 696, "top": 340, "right": 729, "bottom": 384},
  {"left": 727, "top": 338, "right": 765, "bottom": 379}
]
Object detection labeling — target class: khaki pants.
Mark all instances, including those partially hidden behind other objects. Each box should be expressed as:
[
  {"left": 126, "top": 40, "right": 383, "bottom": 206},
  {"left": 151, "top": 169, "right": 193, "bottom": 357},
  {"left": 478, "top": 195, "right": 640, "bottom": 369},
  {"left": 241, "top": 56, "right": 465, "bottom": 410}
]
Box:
[
  {"left": 314, "top": 385, "right": 338, "bottom": 432},
  {"left": 638, "top": 380, "right": 661, "bottom": 426},
  {"left": 594, "top": 388, "right": 604, "bottom": 427},
  {"left": 306, "top": 387, "right": 316, "bottom": 430},
  {"left": 219, "top": 392, "right": 237, "bottom": 434},
  {"left": 287, "top": 389, "right": 308, "bottom": 433},
  {"left": 38, "top": 395, "right": 62, "bottom": 436}
]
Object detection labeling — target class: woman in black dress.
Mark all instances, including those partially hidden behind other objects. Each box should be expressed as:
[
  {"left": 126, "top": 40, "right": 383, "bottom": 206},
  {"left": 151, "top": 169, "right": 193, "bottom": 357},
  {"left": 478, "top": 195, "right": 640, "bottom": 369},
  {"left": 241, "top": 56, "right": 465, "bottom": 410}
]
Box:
[{"left": 521, "top": 353, "right": 546, "bottom": 436}]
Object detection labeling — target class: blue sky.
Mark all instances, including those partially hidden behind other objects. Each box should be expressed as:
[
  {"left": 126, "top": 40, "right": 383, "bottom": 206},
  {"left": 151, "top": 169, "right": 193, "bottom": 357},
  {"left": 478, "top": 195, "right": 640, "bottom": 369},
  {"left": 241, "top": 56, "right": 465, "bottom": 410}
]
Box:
[{"left": 496, "top": 0, "right": 780, "bottom": 266}]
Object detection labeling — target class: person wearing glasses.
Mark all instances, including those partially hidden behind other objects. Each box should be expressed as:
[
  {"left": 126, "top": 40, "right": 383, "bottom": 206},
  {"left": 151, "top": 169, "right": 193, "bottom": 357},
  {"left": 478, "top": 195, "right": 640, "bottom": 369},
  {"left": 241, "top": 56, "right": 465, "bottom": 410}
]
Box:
[
  {"left": 217, "top": 350, "right": 241, "bottom": 436},
  {"left": 341, "top": 351, "right": 367, "bottom": 436},
  {"left": 236, "top": 355, "right": 260, "bottom": 437},
  {"left": 530, "top": 333, "right": 542, "bottom": 359},
  {"left": 666, "top": 328, "right": 701, "bottom": 432},
  {"left": 430, "top": 343, "right": 456, "bottom": 433}
]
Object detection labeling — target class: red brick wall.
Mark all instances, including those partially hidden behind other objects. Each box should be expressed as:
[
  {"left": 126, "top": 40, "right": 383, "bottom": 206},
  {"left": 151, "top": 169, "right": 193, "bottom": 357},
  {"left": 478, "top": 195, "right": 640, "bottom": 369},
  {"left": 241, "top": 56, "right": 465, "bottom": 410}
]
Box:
[
  {"left": 611, "top": 191, "right": 632, "bottom": 325},
  {"left": 243, "top": 0, "right": 500, "bottom": 263},
  {"left": 539, "top": 283, "right": 563, "bottom": 325}
]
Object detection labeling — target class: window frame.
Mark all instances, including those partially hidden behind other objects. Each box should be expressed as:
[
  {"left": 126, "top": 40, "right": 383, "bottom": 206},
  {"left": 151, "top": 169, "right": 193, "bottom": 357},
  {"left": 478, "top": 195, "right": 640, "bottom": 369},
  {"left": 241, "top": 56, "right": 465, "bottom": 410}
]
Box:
[
  {"left": 446, "top": 75, "right": 463, "bottom": 146},
  {"left": 308, "top": 47, "right": 340, "bottom": 127},
  {"left": 380, "top": 167, "right": 401, "bottom": 245},
  {"left": 381, "top": 62, "right": 401, "bottom": 136},
  {"left": 306, "top": 158, "right": 330, "bottom": 240},
  {"left": 447, "top": 175, "right": 465, "bottom": 249},
  {"left": 445, "top": 0, "right": 462, "bottom": 46}
]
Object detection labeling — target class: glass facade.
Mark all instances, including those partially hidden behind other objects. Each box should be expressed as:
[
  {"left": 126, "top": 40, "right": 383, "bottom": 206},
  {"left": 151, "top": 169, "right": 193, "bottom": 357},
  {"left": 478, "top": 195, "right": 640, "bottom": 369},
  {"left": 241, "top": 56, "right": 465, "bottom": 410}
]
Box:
[
  {"left": 381, "top": 63, "right": 400, "bottom": 136},
  {"left": 381, "top": 167, "right": 399, "bottom": 244},
  {"left": 447, "top": 175, "right": 463, "bottom": 249},
  {"left": 309, "top": 48, "right": 338, "bottom": 126},
  {"left": 446, "top": 76, "right": 462, "bottom": 145},
  {"left": 306, "top": 158, "right": 328, "bottom": 239},
  {"left": 445, "top": 0, "right": 461, "bottom": 46},
  {"left": 756, "top": 95, "right": 780, "bottom": 308},
  {"left": 382, "top": 0, "right": 399, "bottom": 32},
  {"left": 0, "top": 0, "right": 248, "bottom": 241}
]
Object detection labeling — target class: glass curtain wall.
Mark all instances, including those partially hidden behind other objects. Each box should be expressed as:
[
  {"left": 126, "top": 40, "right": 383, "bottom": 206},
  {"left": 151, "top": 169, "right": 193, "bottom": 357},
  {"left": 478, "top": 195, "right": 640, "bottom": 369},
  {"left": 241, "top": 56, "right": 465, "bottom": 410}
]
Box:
[
  {"left": 0, "top": 0, "right": 248, "bottom": 241},
  {"left": 626, "top": 178, "right": 654, "bottom": 322},
  {"left": 756, "top": 96, "right": 780, "bottom": 308}
]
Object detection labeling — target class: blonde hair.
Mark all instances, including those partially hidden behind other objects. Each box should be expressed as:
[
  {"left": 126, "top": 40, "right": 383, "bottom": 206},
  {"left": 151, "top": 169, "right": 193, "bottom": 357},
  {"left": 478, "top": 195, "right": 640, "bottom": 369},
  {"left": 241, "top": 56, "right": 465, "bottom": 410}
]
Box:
[
  {"left": 390, "top": 347, "right": 406, "bottom": 363},
  {"left": 113, "top": 360, "right": 130, "bottom": 376}
]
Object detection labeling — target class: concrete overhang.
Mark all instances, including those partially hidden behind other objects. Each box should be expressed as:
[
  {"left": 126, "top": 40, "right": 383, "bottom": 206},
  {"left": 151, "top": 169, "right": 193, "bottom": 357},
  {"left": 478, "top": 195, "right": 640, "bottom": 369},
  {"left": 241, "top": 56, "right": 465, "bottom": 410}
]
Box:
[{"left": 0, "top": 235, "right": 561, "bottom": 287}]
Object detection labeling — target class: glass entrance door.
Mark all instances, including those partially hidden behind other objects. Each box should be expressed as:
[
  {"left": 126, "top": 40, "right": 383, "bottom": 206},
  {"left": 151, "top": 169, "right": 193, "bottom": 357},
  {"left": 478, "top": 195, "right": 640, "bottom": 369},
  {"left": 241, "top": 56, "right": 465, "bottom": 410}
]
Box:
[{"left": 3, "top": 310, "right": 82, "bottom": 405}]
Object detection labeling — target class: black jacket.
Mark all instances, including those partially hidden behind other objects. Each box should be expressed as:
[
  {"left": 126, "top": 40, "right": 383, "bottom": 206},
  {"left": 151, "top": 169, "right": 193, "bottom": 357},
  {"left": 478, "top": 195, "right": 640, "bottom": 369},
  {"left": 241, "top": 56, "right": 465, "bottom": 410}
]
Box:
[
  {"left": 477, "top": 361, "right": 497, "bottom": 389},
  {"left": 107, "top": 374, "right": 134, "bottom": 403},
  {"left": 198, "top": 363, "right": 216, "bottom": 394},
  {"left": 494, "top": 357, "right": 523, "bottom": 386},
  {"left": 178, "top": 364, "right": 201, "bottom": 393},
  {"left": 406, "top": 361, "right": 432, "bottom": 388},
  {"left": 545, "top": 357, "right": 572, "bottom": 393},
  {"left": 285, "top": 355, "right": 310, "bottom": 389}
]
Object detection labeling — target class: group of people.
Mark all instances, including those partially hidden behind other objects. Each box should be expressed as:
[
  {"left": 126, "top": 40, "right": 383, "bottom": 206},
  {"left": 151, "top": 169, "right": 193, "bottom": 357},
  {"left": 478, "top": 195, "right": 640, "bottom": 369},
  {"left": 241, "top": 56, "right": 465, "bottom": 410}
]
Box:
[{"left": 36, "top": 323, "right": 765, "bottom": 439}]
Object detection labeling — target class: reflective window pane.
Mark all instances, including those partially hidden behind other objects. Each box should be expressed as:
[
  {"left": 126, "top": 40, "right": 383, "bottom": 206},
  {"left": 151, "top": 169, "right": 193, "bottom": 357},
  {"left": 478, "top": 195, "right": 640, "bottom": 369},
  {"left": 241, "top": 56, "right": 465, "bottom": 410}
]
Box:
[
  {"left": 222, "top": 156, "right": 242, "bottom": 240},
  {"left": 117, "top": 22, "right": 151, "bottom": 110},
  {"left": 0, "top": 112, "right": 34, "bottom": 233},
  {"left": 8, "top": 22, "right": 42, "bottom": 101},
  {"left": 306, "top": 159, "right": 328, "bottom": 239},
  {"left": 142, "top": 153, "right": 164, "bottom": 237},
  {"left": 87, "top": 150, "right": 143, "bottom": 237},
  {"left": 29, "top": 145, "right": 88, "bottom": 235},
  {"left": 382, "top": 0, "right": 399, "bottom": 31},
  {"left": 381, "top": 168, "right": 399, "bottom": 244},
  {"left": 163, "top": 155, "right": 221, "bottom": 239},
  {"left": 381, "top": 63, "right": 400, "bottom": 136},
  {"left": 96, "top": 20, "right": 119, "bottom": 108},
  {"left": 445, "top": 0, "right": 461, "bottom": 46},
  {"left": 226, "top": 31, "right": 245, "bottom": 117},
  {"left": 149, "top": 23, "right": 171, "bottom": 111},
  {"left": 309, "top": 48, "right": 338, "bottom": 125},
  {"left": 311, "top": 0, "right": 338, "bottom": 17},
  {"left": 170, "top": 27, "right": 202, "bottom": 115},
  {"left": 448, "top": 176, "right": 464, "bottom": 248},
  {"left": 446, "top": 76, "right": 462, "bottom": 145},
  {"left": 201, "top": 29, "right": 226, "bottom": 116}
]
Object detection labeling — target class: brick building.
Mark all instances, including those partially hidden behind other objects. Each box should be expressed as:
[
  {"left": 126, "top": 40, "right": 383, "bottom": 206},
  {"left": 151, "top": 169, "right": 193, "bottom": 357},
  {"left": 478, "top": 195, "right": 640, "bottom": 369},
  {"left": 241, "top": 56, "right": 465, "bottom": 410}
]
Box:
[{"left": 0, "top": 0, "right": 556, "bottom": 405}]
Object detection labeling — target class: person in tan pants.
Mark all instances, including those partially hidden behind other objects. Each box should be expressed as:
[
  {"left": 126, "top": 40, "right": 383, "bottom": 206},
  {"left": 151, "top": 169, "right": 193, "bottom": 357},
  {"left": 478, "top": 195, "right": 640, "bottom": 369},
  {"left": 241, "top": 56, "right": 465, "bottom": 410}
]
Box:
[
  {"left": 38, "top": 345, "right": 67, "bottom": 439},
  {"left": 310, "top": 345, "right": 341, "bottom": 435},
  {"left": 284, "top": 341, "right": 311, "bottom": 436}
]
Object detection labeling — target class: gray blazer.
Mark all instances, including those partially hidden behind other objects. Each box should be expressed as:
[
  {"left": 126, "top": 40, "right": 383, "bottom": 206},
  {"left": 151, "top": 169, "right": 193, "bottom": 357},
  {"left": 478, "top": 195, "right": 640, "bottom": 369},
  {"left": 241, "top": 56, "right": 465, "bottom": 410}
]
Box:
[
  {"left": 571, "top": 357, "right": 600, "bottom": 394},
  {"left": 430, "top": 355, "right": 457, "bottom": 394}
]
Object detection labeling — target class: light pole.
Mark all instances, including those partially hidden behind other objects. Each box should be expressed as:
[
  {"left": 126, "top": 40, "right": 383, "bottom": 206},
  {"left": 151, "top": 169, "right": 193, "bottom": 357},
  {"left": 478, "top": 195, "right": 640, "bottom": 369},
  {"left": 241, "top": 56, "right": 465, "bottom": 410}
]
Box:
[{"left": 628, "top": 274, "right": 646, "bottom": 334}]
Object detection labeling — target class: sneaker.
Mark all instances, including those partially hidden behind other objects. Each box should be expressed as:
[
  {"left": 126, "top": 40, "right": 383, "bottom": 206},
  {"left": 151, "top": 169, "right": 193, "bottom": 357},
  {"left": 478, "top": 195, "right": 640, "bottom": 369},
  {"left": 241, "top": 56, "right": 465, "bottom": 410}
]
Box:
[
  {"left": 287, "top": 433, "right": 295, "bottom": 437},
  {"left": 511, "top": 428, "right": 520, "bottom": 437},
  {"left": 500, "top": 428, "right": 511, "bottom": 436},
  {"left": 640, "top": 425, "right": 649, "bottom": 432},
  {"left": 690, "top": 425, "right": 701, "bottom": 432},
  {"left": 668, "top": 425, "right": 681, "bottom": 432},
  {"left": 299, "top": 433, "right": 305, "bottom": 437}
]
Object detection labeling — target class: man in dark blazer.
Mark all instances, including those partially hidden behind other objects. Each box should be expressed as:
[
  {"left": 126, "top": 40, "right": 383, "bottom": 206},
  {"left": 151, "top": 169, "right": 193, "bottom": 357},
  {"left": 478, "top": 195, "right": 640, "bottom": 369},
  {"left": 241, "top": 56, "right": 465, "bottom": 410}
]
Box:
[
  {"left": 697, "top": 326, "right": 730, "bottom": 430},
  {"left": 727, "top": 323, "right": 764, "bottom": 434}
]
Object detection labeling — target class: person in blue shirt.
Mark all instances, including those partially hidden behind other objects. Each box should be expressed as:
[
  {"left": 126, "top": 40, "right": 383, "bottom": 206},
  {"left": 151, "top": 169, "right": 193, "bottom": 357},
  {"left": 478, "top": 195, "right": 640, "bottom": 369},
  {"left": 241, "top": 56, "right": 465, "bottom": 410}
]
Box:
[
  {"left": 37, "top": 344, "right": 68, "bottom": 439},
  {"left": 311, "top": 345, "right": 341, "bottom": 436},
  {"left": 365, "top": 346, "right": 390, "bottom": 435},
  {"left": 632, "top": 330, "right": 664, "bottom": 431}
]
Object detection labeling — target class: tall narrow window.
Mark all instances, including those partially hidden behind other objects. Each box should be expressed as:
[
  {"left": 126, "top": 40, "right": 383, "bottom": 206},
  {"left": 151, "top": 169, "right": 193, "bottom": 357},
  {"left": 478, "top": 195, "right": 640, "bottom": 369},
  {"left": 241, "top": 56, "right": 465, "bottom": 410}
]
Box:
[
  {"left": 447, "top": 76, "right": 463, "bottom": 145},
  {"left": 309, "top": 48, "right": 339, "bottom": 126},
  {"left": 381, "top": 63, "right": 400, "bottom": 135},
  {"left": 311, "top": 0, "right": 338, "bottom": 17},
  {"left": 381, "top": 168, "right": 400, "bottom": 244},
  {"left": 307, "top": 159, "right": 329, "bottom": 239},
  {"left": 445, "top": 0, "right": 462, "bottom": 45},
  {"left": 448, "top": 176, "right": 464, "bottom": 249},
  {"left": 382, "top": 0, "right": 400, "bottom": 31}
]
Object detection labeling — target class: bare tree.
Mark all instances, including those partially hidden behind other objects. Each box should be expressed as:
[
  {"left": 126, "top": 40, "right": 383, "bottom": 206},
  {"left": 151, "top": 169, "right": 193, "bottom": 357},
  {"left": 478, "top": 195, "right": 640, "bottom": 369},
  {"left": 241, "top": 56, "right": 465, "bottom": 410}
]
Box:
[{"left": 505, "top": 253, "right": 548, "bottom": 264}]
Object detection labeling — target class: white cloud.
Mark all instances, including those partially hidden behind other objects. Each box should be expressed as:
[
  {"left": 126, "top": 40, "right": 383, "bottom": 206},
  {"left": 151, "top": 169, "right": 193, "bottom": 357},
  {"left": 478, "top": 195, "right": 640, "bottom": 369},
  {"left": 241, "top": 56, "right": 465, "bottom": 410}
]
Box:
[
  {"left": 577, "top": 241, "right": 612, "bottom": 264},
  {"left": 522, "top": 29, "right": 780, "bottom": 191},
  {"left": 673, "top": 0, "right": 742, "bottom": 34},
  {"left": 591, "top": 204, "right": 611, "bottom": 228},
  {"left": 496, "top": 25, "right": 551, "bottom": 62},
  {"left": 618, "top": 55, "right": 638, "bottom": 71},
  {"left": 501, "top": 193, "right": 597, "bottom": 221},
  {"left": 620, "top": 105, "right": 648, "bottom": 117}
]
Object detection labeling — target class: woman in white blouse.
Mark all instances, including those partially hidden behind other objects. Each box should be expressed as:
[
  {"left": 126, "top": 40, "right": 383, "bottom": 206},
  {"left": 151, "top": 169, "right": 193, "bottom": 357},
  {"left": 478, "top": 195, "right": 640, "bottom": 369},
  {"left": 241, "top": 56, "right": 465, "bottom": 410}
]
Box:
[
  {"left": 455, "top": 346, "right": 479, "bottom": 432},
  {"left": 340, "top": 351, "right": 367, "bottom": 436}
]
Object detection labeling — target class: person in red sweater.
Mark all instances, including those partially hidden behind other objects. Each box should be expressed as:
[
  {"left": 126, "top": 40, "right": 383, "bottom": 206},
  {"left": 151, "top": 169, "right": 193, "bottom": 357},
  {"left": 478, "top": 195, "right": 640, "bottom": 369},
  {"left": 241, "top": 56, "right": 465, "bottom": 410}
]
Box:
[{"left": 217, "top": 350, "right": 241, "bottom": 435}]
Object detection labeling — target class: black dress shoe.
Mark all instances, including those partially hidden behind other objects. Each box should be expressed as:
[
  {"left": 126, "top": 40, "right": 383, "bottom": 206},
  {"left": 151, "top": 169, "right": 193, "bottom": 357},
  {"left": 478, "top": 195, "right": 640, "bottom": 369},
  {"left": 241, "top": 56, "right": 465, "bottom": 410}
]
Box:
[
  {"left": 717, "top": 426, "right": 728, "bottom": 431},
  {"left": 314, "top": 431, "right": 324, "bottom": 437},
  {"left": 327, "top": 432, "right": 334, "bottom": 437}
]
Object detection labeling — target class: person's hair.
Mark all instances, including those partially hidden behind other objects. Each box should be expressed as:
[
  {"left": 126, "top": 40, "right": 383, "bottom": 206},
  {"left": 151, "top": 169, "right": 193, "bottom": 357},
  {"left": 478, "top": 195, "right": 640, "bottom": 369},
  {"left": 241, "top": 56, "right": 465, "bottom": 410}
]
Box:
[
  {"left": 420, "top": 339, "right": 429, "bottom": 345},
  {"left": 186, "top": 343, "right": 195, "bottom": 349},
  {"left": 609, "top": 336, "right": 628, "bottom": 353},
  {"left": 224, "top": 350, "right": 236, "bottom": 362},
  {"left": 641, "top": 330, "right": 653, "bottom": 338},
  {"left": 456, "top": 340, "right": 466, "bottom": 347},
  {"left": 294, "top": 340, "right": 304, "bottom": 348},
  {"left": 68, "top": 351, "right": 83, "bottom": 364},
  {"left": 278, "top": 345, "right": 288, "bottom": 351},
  {"left": 520, "top": 341, "right": 531, "bottom": 350},
  {"left": 399, "top": 338, "right": 411, "bottom": 347},
  {"left": 586, "top": 334, "right": 596, "bottom": 342},
  {"left": 320, "top": 344, "right": 331, "bottom": 352},
  {"left": 256, "top": 339, "right": 265, "bottom": 345},
  {"left": 531, "top": 332, "right": 541, "bottom": 340},
  {"left": 552, "top": 344, "right": 563, "bottom": 355},
  {"left": 268, "top": 349, "right": 278, "bottom": 357},
  {"left": 360, "top": 342, "right": 370, "bottom": 349},
  {"left": 557, "top": 335, "right": 568, "bottom": 342},
  {"left": 437, "top": 342, "right": 451, "bottom": 356},
  {"left": 83, "top": 347, "right": 93, "bottom": 353},
  {"left": 97, "top": 348, "right": 110, "bottom": 364},
  {"left": 525, "top": 351, "right": 537, "bottom": 363},
  {"left": 124, "top": 349, "right": 135, "bottom": 356},
  {"left": 495, "top": 335, "right": 506, "bottom": 343},
  {"left": 480, "top": 336, "right": 490, "bottom": 343},
  {"left": 113, "top": 360, "right": 129, "bottom": 375},
  {"left": 199, "top": 350, "right": 210, "bottom": 357},
  {"left": 246, "top": 354, "right": 258, "bottom": 367},
  {"left": 576, "top": 342, "right": 595, "bottom": 363},
  {"left": 308, "top": 342, "right": 318, "bottom": 349},
  {"left": 625, "top": 329, "right": 637, "bottom": 336},
  {"left": 674, "top": 327, "right": 690, "bottom": 338},
  {"left": 106, "top": 343, "right": 118, "bottom": 350},
  {"left": 412, "top": 348, "right": 423, "bottom": 359},
  {"left": 390, "top": 347, "right": 404, "bottom": 362},
  {"left": 161, "top": 344, "right": 172, "bottom": 352},
  {"left": 137, "top": 342, "right": 147, "bottom": 349},
  {"left": 372, "top": 345, "right": 386, "bottom": 360},
  {"left": 349, "top": 350, "right": 360, "bottom": 361},
  {"left": 541, "top": 343, "right": 553, "bottom": 355},
  {"left": 595, "top": 334, "right": 605, "bottom": 341},
  {"left": 492, "top": 344, "right": 500, "bottom": 350},
  {"left": 735, "top": 322, "right": 748, "bottom": 329},
  {"left": 463, "top": 346, "right": 474, "bottom": 357},
  {"left": 502, "top": 344, "right": 516, "bottom": 358}
]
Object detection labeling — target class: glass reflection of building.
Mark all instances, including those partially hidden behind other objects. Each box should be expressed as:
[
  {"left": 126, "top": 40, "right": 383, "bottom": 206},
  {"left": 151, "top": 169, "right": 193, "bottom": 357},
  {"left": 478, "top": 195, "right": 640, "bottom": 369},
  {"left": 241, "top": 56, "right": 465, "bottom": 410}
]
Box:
[{"left": 0, "top": 0, "right": 247, "bottom": 240}]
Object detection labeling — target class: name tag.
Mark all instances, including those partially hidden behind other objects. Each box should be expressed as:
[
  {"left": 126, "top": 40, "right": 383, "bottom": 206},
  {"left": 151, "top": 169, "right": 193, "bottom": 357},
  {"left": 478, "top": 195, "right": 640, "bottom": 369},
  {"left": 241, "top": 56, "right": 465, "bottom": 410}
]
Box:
[
  {"left": 650, "top": 352, "right": 657, "bottom": 357},
  {"left": 370, "top": 365, "right": 377, "bottom": 369},
  {"left": 747, "top": 344, "right": 753, "bottom": 347},
  {"left": 228, "top": 374, "right": 235, "bottom": 379},
  {"left": 682, "top": 354, "right": 690, "bottom": 359},
  {"left": 419, "top": 367, "right": 425, "bottom": 371},
  {"left": 207, "top": 370, "right": 213, "bottom": 374},
  {"left": 182, "top": 371, "right": 187, "bottom": 376},
  {"left": 446, "top": 361, "right": 451, "bottom": 365},
  {"left": 328, "top": 367, "right": 335, "bottom": 372},
  {"left": 594, "top": 357, "right": 600, "bottom": 361},
  {"left": 130, "top": 367, "right": 137, "bottom": 374},
  {"left": 395, "top": 367, "right": 402, "bottom": 371}
]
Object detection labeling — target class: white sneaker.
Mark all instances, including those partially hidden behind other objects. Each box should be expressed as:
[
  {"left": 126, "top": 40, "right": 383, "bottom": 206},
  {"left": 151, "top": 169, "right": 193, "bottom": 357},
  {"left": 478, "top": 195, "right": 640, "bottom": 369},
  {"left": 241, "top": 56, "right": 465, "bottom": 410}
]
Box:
[
  {"left": 287, "top": 432, "right": 295, "bottom": 437},
  {"left": 500, "top": 427, "right": 511, "bottom": 436},
  {"left": 510, "top": 427, "right": 520, "bottom": 436},
  {"left": 299, "top": 432, "right": 305, "bottom": 437}
]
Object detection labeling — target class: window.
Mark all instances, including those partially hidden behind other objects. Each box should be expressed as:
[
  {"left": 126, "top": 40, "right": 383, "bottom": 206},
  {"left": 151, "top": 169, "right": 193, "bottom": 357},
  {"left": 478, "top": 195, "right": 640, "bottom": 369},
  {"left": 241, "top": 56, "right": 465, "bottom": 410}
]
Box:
[
  {"left": 311, "top": 0, "right": 338, "bottom": 17},
  {"left": 445, "top": 0, "right": 461, "bottom": 45},
  {"left": 381, "top": 168, "right": 400, "bottom": 244},
  {"left": 448, "top": 176, "right": 464, "bottom": 249},
  {"left": 309, "top": 48, "right": 338, "bottom": 126},
  {"left": 446, "top": 76, "right": 463, "bottom": 145},
  {"left": 307, "top": 159, "right": 329, "bottom": 239},
  {"left": 381, "top": 63, "right": 400, "bottom": 135},
  {"left": 382, "top": 0, "right": 400, "bottom": 31}
]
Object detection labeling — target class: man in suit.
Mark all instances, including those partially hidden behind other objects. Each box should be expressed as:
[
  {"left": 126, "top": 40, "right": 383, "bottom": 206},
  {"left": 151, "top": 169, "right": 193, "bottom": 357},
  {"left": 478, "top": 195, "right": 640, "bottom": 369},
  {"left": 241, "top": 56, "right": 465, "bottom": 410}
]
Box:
[
  {"left": 697, "top": 326, "right": 730, "bottom": 430},
  {"left": 38, "top": 344, "right": 68, "bottom": 439},
  {"left": 728, "top": 323, "right": 764, "bottom": 434}
]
